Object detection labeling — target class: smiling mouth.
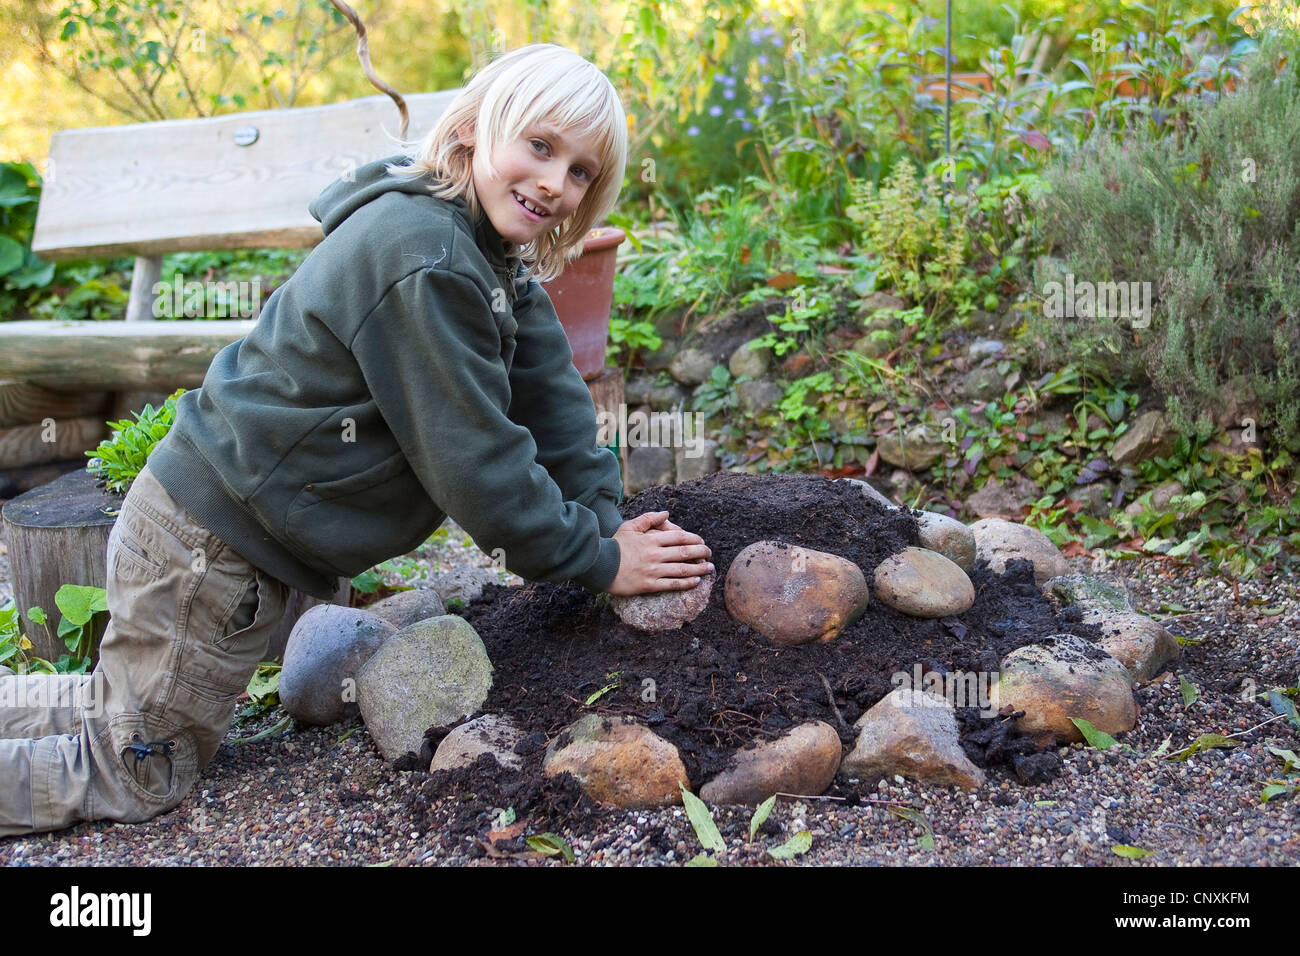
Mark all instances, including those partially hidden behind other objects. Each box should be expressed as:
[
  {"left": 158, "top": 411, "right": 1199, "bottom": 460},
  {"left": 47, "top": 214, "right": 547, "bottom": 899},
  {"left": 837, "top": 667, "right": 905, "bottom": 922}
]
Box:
[{"left": 513, "top": 192, "right": 550, "bottom": 217}]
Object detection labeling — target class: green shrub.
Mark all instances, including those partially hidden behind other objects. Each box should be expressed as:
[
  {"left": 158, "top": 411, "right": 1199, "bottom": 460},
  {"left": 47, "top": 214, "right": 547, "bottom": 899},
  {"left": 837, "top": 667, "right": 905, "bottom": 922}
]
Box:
[
  {"left": 86, "top": 389, "right": 185, "bottom": 493},
  {"left": 1028, "top": 29, "right": 1300, "bottom": 449}
]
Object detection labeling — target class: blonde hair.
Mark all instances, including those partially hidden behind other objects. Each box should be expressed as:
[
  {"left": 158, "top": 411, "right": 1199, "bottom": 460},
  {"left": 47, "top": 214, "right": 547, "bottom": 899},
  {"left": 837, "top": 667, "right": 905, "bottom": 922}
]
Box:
[{"left": 387, "top": 43, "right": 628, "bottom": 283}]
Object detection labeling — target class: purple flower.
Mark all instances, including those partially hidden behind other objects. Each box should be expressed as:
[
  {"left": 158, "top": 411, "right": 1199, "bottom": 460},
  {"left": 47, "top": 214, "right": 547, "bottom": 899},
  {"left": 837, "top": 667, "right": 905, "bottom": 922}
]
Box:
[
  {"left": 757, "top": 55, "right": 769, "bottom": 67},
  {"left": 750, "top": 29, "right": 762, "bottom": 44},
  {"left": 688, "top": 125, "right": 700, "bottom": 136},
  {"left": 761, "top": 74, "right": 771, "bottom": 84},
  {"left": 709, "top": 104, "right": 723, "bottom": 117},
  {"left": 733, "top": 108, "right": 745, "bottom": 118},
  {"left": 723, "top": 88, "right": 735, "bottom": 100},
  {"left": 761, "top": 94, "right": 774, "bottom": 105},
  {"left": 742, "top": 120, "right": 753, "bottom": 131}
]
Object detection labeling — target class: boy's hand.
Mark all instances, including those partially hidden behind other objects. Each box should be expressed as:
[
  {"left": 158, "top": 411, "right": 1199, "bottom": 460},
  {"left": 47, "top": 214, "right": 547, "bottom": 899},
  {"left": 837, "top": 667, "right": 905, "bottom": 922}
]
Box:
[{"left": 607, "top": 511, "right": 714, "bottom": 596}]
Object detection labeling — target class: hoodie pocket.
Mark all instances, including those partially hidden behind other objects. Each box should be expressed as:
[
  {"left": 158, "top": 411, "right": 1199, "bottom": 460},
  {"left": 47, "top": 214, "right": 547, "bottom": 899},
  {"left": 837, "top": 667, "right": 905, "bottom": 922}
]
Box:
[{"left": 284, "top": 451, "right": 435, "bottom": 578}]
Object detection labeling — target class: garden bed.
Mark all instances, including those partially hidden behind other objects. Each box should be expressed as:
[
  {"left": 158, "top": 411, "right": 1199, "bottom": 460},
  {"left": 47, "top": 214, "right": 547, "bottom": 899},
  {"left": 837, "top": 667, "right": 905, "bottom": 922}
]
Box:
[{"left": 402, "top": 472, "right": 1107, "bottom": 837}]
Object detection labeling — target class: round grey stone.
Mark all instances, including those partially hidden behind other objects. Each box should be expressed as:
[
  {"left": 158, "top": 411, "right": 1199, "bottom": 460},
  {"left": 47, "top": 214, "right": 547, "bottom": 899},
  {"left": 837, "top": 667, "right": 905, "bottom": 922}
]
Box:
[{"left": 279, "top": 605, "right": 396, "bottom": 726}]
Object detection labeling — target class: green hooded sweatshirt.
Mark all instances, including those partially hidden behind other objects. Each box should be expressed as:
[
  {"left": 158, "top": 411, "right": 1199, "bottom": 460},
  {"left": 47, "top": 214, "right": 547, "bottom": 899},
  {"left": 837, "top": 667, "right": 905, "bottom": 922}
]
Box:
[{"left": 148, "top": 155, "right": 624, "bottom": 599}]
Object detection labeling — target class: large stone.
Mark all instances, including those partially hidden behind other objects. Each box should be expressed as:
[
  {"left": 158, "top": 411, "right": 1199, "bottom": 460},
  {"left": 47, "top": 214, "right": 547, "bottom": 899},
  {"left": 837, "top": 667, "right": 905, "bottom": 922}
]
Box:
[
  {"left": 625, "top": 445, "right": 675, "bottom": 495},
  {"left": 1124, "top": 479, "right": 1185, "bottom": 517},
  {"left": 668, "top": 347, "right": 717, "bottom": 386},
  {"left": 855, "top": 291, "right": 906, "bottom": 319},
  {"left": 279, "top": 605, "right": 396, "bottom": 726},
  {"left": 995, "top": 634, "right": 1137, "bottom": 744},
  {"left": 825, "top": 400, "right": 872, "bottom": 436},
  {"left": 430, "top": 714, "right": 525, "bottom": 773},
  {"left": 1045, "top": 573, "right": 1132, "bottom": 611},
  {"left": 876, "top": 424, "right": 945, "bottom": 471},
  {"left": 970, "top": 518, "right": 1069, "bottom": 585},
  {"left": 728, "top": 339, "right": 772, "bottom": 379},
  {"left": 1079, "top": 608, "right": 1181, "bottom": 682},
  {"left": 1111, "top": 410, "right": 1177, "bottom": 465},
  {"left": 850, "top": 331, "right": 894, "bottom": 358},
  {"left": 624, "top": 376, "right": 655, "bottom": 406},
  {"left": 873, "top": 547, "right": 975, "bottom": 618},
  {"left": 675, "top": 439, "right": 720, "bottom": 482},
  {"left": 648, "top": 382, "right": 690, "bottom": 411},
  {"left": 842, "top": 688, "right": 985, "bottom": 791},
  {"left": 356, "top": 615, "right": 493, "bottom": 760},
  {"left": 724, "top": 540, "right": 869, "bottom": 645},
  {"left": 365, "top": 588, "right": 447, "bottom": 629},
  {"left": 735, "top": 379, "right": 785, "bottom": 416},
  {"left": 428, "top": 566, "right": 498, "bottom": 607},
  {"left": 961, "top": 365, "right": 1006, "bottom": 401},
  {"left": 610, "top": 572, "right": 714, "bottom": 632},
  {"left": 835, "top": 476, "right": 897, "bottom": 511},
  {"left": 965, "top": 476, "right": 1038, "bottom": 519},
  {"left": 1066, "top": 480, "right": 1115, "bottom": 518},
  {"left": 967, "top": 339, "right": 1005, "bottom": 362},
  {"left": 543, "top": 714, "right": 688, "bottom": 809},
  {"left": 699, "top": 721, "right": 842, "bottom": 805},
  {"left": 914, "top": 512, "right": 976, "bottom": 572}
]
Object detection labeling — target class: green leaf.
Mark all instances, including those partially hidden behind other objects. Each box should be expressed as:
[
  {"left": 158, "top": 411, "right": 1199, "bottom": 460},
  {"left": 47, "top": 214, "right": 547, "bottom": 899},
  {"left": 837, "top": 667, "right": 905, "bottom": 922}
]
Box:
[
  {"left": 886, "top": 806, "right": 935, "bottom": 850},
  {"left": 350, "top": 569, "right": 384, "bottom": 594},
  {"left": 1260, "top": 784, "right": 1290, "bottom": 804},
  {"left": 1167, "top": 734, "right": 1239, "bottom": 761},
  {"left": 0, "top": 235, "right": 25, "bottom": 275},
  {"left": 583, "top": 681, "right": 619, "bottom": 706},
  {"left": 493, "top": 807, "right": 516, "bottom": 829},
  {"left": 684, "top": 853, "right": 718, "bottom": 867},
  {"left": 1112, "top": 844, "right": 1152, "bottom": 859},
  {"left": 680, "top": 785, "right": 726, "bottom": 854},
  {"left": 245, "top": 666, "right": 280, "bottom": 702},
  {"left": 766, "top": 830, "right": 812, "bottom": 860},
  {"left": 26, "top": 606, "right": 48, "bottom": 627},
  {"left": 53, "top": 584, "right": 108, "bottom": 627},
  {"left": 1070, "top": 717, "right": 1133, "bottom": 752},
  {"left": 1179, "top": 676, "right": 1199, "bottom": 709},
  {"left": 749, "top": 794, "right": 776, "bottom": 842},
  {"left": 525, "top": 832, "right": 574, "bottom": 862},
  {"left": 1269, "top": 690, "right": 1300, "bottom": 730}
]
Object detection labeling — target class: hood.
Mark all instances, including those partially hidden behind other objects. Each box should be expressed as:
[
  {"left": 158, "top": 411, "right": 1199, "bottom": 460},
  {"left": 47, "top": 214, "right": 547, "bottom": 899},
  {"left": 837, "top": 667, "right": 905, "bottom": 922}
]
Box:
[{"left": 308, "top": 154, "right": 516, "bottom": 275}]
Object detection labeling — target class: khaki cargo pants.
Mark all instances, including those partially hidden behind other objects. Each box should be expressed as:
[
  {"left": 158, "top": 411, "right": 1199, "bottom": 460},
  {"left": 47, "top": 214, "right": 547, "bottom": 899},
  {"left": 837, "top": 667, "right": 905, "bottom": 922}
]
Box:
[{"left": 0, "top": 465, "right": 288, "bottom": 836}]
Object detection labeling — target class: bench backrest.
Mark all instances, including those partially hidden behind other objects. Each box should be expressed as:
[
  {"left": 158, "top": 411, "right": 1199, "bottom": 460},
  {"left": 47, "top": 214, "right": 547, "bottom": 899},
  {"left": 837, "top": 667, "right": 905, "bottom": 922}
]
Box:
[{"left": 32, "top": 91, "right": 458, "bottom": 261}]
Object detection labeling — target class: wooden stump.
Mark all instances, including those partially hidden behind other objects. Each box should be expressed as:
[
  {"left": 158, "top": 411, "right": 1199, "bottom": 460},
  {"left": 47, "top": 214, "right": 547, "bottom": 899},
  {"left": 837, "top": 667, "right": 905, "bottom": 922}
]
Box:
[
  {"left": 1, "top": 468, "right": 348, "bottom": 666},
  {"left": 1, "top": 468, "right": 120, "bottom": 661},
  {"left": 586, "top": 366, "right": 628, "bottom": 479}
]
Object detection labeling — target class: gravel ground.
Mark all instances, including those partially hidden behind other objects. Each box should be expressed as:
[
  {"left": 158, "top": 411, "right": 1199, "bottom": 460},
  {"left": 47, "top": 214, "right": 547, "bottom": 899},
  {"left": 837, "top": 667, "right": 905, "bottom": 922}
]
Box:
[{"left": 1, "top": 522, "right": 1297, "bottom": 867}]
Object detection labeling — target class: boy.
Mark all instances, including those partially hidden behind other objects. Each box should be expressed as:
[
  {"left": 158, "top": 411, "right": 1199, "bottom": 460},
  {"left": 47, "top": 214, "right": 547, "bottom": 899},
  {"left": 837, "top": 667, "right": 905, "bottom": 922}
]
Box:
[{"left": 0, "top": 44, "right": 711, "bottom": 836}]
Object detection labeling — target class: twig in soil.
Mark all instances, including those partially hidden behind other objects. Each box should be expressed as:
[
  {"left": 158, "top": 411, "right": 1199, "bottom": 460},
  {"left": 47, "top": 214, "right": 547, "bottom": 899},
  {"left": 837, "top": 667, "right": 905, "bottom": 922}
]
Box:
[
  {"left": 1222, "top": 712, "right": 1286, "bottom": 739},
  {"left": 818, "top": 672, "right": 849, "bottom": 732},
  {"left": 773, "top": 792, "right": 846, "bottom": 801}
]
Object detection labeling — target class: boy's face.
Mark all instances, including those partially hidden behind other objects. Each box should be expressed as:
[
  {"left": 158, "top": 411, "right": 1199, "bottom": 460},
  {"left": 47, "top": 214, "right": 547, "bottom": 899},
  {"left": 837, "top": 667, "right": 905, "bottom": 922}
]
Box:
[{"left": 465, "top": 123, "right": 603, "bottom": 246}]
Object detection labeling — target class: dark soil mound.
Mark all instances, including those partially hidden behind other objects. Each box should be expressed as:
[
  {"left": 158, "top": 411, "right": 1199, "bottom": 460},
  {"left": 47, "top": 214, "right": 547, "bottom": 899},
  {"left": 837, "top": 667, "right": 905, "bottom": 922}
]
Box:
[{"left": 400, "top": 472, "right": 1100, "bottom": 838}]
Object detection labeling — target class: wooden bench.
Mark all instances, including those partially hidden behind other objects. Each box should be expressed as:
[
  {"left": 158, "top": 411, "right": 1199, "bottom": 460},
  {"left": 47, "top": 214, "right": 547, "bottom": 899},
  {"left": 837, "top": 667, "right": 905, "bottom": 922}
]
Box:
[{"left": 1, "top": 90, "right": 627, "bottom": 659}]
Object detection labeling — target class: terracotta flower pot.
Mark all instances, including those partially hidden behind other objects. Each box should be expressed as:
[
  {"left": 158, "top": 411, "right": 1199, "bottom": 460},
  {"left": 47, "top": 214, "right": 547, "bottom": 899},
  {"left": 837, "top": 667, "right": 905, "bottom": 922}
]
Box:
[{"left": 542, "top": 227, "right": 626, "bottom": 382}]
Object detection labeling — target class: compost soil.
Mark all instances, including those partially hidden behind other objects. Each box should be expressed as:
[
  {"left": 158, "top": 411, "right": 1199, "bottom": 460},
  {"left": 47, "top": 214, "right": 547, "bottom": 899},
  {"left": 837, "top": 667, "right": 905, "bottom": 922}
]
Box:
[{"left": 400, "top": 472, "right": 1103, "bottom": 841}]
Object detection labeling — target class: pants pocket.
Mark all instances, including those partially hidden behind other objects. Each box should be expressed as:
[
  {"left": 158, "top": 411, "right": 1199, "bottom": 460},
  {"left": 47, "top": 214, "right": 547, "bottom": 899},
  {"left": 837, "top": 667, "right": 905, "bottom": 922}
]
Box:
[{"left": 102, "top": 712, "right": 198, "bottom": 816}]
